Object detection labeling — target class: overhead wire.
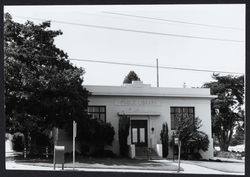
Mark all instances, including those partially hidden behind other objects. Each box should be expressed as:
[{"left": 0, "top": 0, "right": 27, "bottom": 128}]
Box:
[
  {"left": 103, "top": 11, "right": 243, "bottom": 31},
  {"left": 12, "top": 15, "right": 244, "bottom": 43},
  {"left": 13, "top": 53, "right": 242, "bottom": 74},
  {"left": 68, "top": 57, "right": 244, "bottom": 75}
]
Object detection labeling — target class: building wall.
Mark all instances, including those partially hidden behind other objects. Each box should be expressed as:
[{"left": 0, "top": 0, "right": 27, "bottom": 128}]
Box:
[{"left": 88, "top": 95, "right": 213, "bottom": 159}]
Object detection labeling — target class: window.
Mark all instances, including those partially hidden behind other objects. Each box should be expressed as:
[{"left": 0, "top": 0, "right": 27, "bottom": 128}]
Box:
[
  {"left": 87, "top": 106, "right": 106, "bottom": 122},
  {"left": 170, "top": 107, "right": 195, "bottom": 130}
]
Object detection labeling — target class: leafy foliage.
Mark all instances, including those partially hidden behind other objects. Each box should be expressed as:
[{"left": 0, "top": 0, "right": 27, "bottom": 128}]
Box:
[
  {"left": 203, "top": 73, "right": 244, "bottom": 151},
  {"left": 77, "top": 117, "right": 115, "bottom": 152},
  {"left": 4, "top": 13, "right": 90, "bottom": 148},
  {"left": 175, "top": 116, "right": 209, "bottom": 156},
  {"left": 118, "top": 115, "right": 130, "bottom": 157},
  {"left": 230, "top": 123, "right": 245, "bottom": 146},
  {"left": 160, "top": 122, "right": 169, "bottom": 158},
  {"left": 123, "top": 71, "right": 141, "bottom": 84},
  {"left": 12, "top": 132, "right": 25, "bottom": 151}
]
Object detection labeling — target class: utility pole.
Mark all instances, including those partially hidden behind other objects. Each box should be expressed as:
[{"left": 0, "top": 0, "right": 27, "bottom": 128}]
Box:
[{"left": 156, "top": 58, "right": 159, "bottom": 87}]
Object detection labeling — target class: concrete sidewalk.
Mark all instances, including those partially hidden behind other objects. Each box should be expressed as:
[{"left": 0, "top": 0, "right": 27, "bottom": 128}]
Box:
[{"left": 6, "top": 159, "right": 244, "bottom": 175}]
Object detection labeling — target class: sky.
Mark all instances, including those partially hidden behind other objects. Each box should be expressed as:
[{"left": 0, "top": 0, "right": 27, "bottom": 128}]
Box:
[{"left": 4, "top": 4, "right": 245, "bottom": 88}]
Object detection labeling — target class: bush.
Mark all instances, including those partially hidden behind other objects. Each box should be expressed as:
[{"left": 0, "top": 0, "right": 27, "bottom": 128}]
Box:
[
  {"left": 77, "top": 118, "right": 115, "bottom": 153},
  {"left": 176, "top": 116, "right": 210, "bottom": 159},
  {"left": 12, "top": 132, "right": 24, "bottom": 151},
  {"left": 118, "top": 115, "right": 130, "bottom": 157},
  {"left": 160, "top": 122, "right": 169, "bottom": 158}
]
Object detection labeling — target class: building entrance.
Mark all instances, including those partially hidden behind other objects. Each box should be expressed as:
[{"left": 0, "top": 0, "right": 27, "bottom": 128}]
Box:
[{"left": 131, "top": 120, "right": 148, "bottom": 147}]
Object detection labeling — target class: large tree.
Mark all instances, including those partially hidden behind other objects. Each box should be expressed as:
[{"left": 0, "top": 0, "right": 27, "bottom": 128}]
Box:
[
  {"left": 203, "top": 73, "right": 244, "bottom": 151},
  {"left": 4, "top": 13, "right": 90, "bottom": 148},
  {"left": 123, "top": 70, "right": 141, "bottom": 84}
]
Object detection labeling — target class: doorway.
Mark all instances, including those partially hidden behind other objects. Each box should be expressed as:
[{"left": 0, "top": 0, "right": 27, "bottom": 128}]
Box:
[{"left": 131, "top": 120, "right": 148, "bottom": 147}]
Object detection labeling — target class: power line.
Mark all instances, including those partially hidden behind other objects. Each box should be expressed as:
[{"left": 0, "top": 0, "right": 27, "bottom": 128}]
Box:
[
  {"left": 103, "top": 11, "right": 243, "bottom": 31},
  {"left": 13, "top": 15, "right": 244, "bottom": 43},
  {"left": 67, "top": 57, "right": 243, "bottom": 75},
  {"left": 5, "top": 51, "right": 243, "bottom": 74}
]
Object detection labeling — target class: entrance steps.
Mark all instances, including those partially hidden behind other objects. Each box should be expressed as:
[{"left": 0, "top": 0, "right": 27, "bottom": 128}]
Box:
[{"left": 135, "top": 147, "right": 163, "bottom": 160}]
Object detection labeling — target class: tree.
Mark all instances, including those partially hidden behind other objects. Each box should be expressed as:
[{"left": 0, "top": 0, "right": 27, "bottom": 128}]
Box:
[
  {"left": 203, "top": 73, "right": 244, "bottom": 151},
  {"left": 175, "top": 116, "right": 209, "bottom": 159},
  {"left": 123, "top": 71, "right": 141, "bottom": 84},
  {"left": 118, "top": 115, "right": 130, "bottom": 157},
  {"left": 160, "top": 122, "right": 169, "bottom": 158},
  {"left": 4, "top": 13, "right": 90, "bottom": 149}
]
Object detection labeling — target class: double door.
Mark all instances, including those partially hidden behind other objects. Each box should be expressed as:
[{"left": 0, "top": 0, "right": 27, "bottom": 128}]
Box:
[{"left": 131, "top": 120, "right": 148, "bottom": 147}]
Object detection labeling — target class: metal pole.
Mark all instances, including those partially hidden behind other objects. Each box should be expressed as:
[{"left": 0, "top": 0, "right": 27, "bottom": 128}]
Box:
[
  {"left": 53, "top": 127, "right": 58, "bottom": 170},
  {"left": 73, "top": 121, "right": 76, "bottom": 170},
  {"left": 46, "top": 146, "right": 48, "bottom": 158},
  {"left": 177, "top": 140, "right": 181, "bottom": 173},
  {"left": 156, "top": 59, "right": 159, "bottom": 87}
]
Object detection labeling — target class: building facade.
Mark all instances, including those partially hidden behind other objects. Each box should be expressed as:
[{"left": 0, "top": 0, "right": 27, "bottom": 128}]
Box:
[{"left": 83, "top": 81, "right": 216, "bottom": 159}]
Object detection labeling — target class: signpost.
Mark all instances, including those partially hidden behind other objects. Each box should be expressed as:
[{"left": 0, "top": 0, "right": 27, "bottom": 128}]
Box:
[
  {"left": 177, "top": 139, "right": 181, "bottom": 173},
  {"left": 73, "top": 120, "right": 77, "bottom": 170},
  {"left": 53, "top": 127, "right": 59, "bottom": 170},
  {"left": 173, "top": 135, "right": 181, "bottom": 173}
]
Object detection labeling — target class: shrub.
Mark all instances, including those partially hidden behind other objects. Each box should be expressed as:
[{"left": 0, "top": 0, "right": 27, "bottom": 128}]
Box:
[
  {"left": 77, "top": 117, "right": 115, "bottom": 154},
  {"left": 160, "top": 122, "right": 169, "bottom": 158},
  {"left": 12, "top": 132, "right": 24, "bottom": 151},
  {"left": 118, "top": 115, "right": 130, "bottom": 157},
  {"left": 176, "top": 116, "right": 210, "bottom": 159}
]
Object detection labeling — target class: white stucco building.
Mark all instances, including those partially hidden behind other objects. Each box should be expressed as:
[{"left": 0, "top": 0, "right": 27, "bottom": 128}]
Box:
[{"left": 82, "top": 81, "right": 216, "bottom": 159}]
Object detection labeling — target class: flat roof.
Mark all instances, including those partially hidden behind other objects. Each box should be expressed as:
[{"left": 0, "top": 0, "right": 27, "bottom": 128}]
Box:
[{"left": 84, "top": 82, "right": 216, "bottom": 99}]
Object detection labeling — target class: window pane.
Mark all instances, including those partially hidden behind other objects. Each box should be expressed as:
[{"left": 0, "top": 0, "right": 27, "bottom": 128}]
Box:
[
  {"left": 93, "top": 107, "right": 99, "bottom": 112},
  {"left": 189, "top": 108, "right": 194, "bottom": 113},
  {"left": 140, "top": 128, "right": 145, "bottom": 143},
  {"left": 183, "top": 108, "right": 189, "bottom": 113},
  {"left": 88, "top": 107, "right": 93, "bottom": 112},
  {"left": 183, "top": 113, "right": 189, "bottom": 119},
  {"left": 188, "top": 113, "right": 194, "bottom": 120},
  {"left": 99, "top": 107, "right": 105, "bottom": 112},
  {"left": 171, "top": 114, "right": 175, "bottom": 129},
  {"left": 92, "top": 113, "right": 99, "bottom": 119},
  {"left": 170, "top": 107, "right": 195, "bottom": 129},
  {"left": 100, "top": 114, "right": 105, "bottom": 122},
  {"left": 132, "top": 128, "right": 138, "bottom": 143}
]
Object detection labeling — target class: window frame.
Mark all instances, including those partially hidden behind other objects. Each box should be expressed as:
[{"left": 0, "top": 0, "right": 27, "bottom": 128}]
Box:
[
  {"left": 170, "top": 107, "right": 195, "bottom": 130},
  {"left": 87, "top": 105, "right": 106, "bottom": 122}
]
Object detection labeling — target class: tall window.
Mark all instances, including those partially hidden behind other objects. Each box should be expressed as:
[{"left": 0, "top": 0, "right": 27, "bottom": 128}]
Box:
[
  {"left": 170, "top": 107, "right": 195, "bottom": 130},
  {"left": 87, "top": 106, "right": 106, "bottom": 122}
]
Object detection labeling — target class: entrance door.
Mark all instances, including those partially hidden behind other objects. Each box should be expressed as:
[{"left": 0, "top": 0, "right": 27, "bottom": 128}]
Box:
[{"left": 131, "top": 120, "right": 148, "bottom": 147}]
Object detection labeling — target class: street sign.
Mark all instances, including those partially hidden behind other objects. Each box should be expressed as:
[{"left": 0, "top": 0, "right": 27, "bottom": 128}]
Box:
[{"left": 174, "top": 137, "right": 179, "bottom": 145}]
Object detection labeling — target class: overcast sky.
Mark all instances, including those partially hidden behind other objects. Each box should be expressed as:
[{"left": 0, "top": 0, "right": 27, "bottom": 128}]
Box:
[{"left": 4, "top": 4, "right": 245, "bottom": 88}]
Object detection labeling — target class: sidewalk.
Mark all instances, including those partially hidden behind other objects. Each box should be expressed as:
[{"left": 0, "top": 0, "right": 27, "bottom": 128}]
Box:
[{"left": 6, "top": 159, "right": 244, "bottom": 175}]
